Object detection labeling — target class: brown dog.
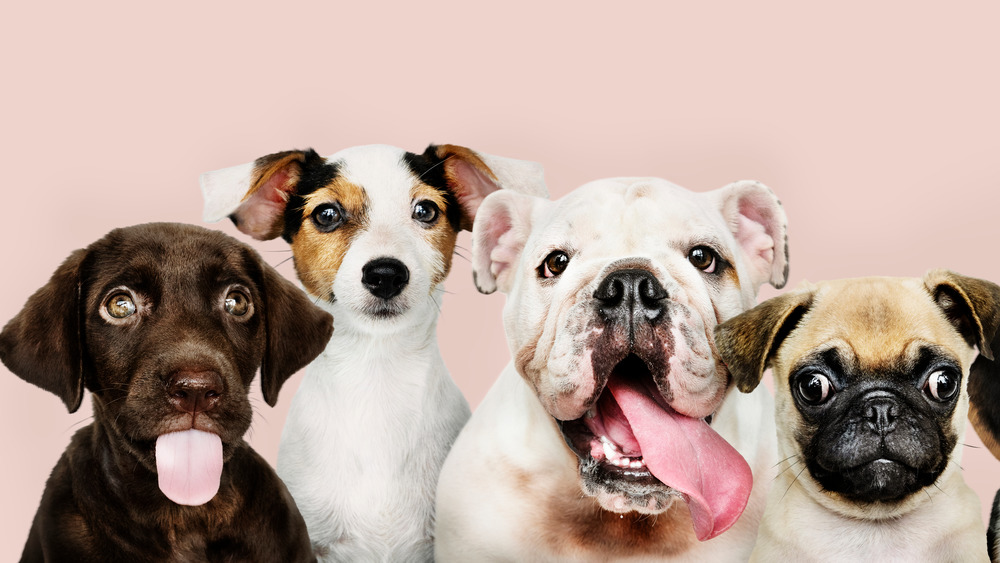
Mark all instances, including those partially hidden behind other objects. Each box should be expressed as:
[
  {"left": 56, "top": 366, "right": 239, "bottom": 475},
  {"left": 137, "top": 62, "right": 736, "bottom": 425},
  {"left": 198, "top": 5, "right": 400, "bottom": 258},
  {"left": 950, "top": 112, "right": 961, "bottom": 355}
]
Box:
[{"left": 0, "top": 223, "right": 333, "bottom": 562}]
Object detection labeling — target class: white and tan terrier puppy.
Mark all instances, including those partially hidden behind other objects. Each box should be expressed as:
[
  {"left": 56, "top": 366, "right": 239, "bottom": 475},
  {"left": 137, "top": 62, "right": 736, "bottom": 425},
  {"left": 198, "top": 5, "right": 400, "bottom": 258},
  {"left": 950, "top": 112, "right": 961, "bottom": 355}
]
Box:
[{"left": 201, "top": 144, "right": 547, "bottom": 561}]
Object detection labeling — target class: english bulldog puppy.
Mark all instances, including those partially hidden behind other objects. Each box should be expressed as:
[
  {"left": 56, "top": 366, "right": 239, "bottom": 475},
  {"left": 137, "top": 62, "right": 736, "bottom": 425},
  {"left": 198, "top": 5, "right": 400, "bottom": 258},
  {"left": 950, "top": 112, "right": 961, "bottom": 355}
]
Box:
[
  {"left": 436, "top": 178, "right": 789, "bottom": 561},
  {"left": 715, "top": 272, "right": 1000, "bottom": 562}
]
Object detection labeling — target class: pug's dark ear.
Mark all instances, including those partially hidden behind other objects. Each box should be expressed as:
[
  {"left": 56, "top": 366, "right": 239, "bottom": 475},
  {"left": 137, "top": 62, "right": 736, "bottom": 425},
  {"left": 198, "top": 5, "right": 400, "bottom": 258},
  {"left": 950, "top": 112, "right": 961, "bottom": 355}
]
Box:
[
  {"left": 929, "top": 269, "right": 1000, "bottom": 461},
  {"left": 258, "top": 261, "right": 333, "bottom": 407},
  {"left": 714, "top": 289, "right": 814, "bottom": 393},
  {"left": 0, "top": 249, "right": 88, "bottom": 412}
]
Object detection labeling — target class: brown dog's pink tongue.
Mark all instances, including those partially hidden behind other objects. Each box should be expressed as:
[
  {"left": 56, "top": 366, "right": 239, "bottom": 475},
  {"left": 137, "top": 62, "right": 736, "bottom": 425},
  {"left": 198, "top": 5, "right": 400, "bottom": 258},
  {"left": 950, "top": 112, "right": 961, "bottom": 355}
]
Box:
[
  {"left": 606, "top": 378, "right": 752, "bottom": 541},
  {"left": 155, "top": 429, "right": 223, "bottom": 506}
]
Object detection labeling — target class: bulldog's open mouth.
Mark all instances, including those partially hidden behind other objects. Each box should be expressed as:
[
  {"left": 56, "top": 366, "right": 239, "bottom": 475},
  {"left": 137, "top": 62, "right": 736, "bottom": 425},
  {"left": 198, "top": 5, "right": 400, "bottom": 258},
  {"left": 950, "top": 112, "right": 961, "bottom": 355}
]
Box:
[{"left": 557, "top": 354, "right": 753, "bottom": 541}]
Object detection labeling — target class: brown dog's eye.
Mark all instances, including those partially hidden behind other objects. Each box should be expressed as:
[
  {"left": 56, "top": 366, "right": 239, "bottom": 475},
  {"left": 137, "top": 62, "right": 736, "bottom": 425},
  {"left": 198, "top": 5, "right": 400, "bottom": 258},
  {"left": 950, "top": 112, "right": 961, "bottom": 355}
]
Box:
[
  {"left": 539, "top": 250, "right": 570, "bottom": 279},
  {"left": 412, "top": 200, "right": 440, "bottom": 225},
  {"left": 106, "top": 293, "right": 136, "bottom": 318},
  {"left": 225, "top": 291, "right": 251, "bottom": 316},
  {"left": 688, "top": 246, "right": 717, "bottom": 273}
]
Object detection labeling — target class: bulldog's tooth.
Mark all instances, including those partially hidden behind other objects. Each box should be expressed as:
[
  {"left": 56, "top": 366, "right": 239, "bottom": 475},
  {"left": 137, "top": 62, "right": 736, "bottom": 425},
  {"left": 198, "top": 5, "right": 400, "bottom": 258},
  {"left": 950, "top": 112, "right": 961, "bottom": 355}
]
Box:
[
  {"left": 585, "top": 407, "right": 597, "bottom": 419},
  {"left": 630, "top": 460, "right": 643, "bottom": 469}
]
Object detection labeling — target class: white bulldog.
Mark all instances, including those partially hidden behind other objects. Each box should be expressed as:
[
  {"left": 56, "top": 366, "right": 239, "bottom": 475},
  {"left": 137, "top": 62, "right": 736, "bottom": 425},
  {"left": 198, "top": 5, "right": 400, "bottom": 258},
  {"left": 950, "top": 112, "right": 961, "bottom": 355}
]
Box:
[{"left": 435, "top": 178, "right": 789, "bottom": 561}]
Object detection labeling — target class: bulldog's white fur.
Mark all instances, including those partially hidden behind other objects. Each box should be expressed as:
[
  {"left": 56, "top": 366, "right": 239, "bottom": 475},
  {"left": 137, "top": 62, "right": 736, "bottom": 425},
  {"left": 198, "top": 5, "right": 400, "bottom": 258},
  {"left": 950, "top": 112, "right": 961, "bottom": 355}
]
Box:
[
  {"left": 436, "top": 178, "right": 788, "bottom": 561},
  {"left": 201, "top": 144, "right": 547, "bottom": 561}
]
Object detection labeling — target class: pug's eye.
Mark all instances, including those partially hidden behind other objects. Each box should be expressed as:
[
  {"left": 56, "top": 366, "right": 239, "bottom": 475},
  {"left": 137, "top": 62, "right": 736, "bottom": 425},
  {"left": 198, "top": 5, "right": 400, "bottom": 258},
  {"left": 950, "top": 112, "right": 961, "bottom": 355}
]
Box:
[
  {"left": 795, "top": 372, "right": 832, "bottom": 406},
  {"left": 224, "top": 290, "right": 251, "bottom": 317},
  {"left": 311, "top": 203, "right": 344, "bottom": 232},
  {"left": 688, "top": 246, "right": 717, "bottom": 273},
  {"left": 412, "top": 200, "right": 440, "bottom": 225},
  {"left": 923, "top": 370, "right": 958, "bottom": 402},
  {"left": 105, "top": 293, "right": 136, "bottom": 319},
  {"left": 539, "top": 250, "right": 570, "bottom": 279}
]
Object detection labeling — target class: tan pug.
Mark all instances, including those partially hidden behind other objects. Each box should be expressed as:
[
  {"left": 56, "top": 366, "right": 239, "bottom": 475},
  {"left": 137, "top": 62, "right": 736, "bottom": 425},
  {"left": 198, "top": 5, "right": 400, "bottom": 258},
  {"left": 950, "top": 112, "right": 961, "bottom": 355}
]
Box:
[{"left": 715, "top": 271, "right": 1000, "bottom": 562}]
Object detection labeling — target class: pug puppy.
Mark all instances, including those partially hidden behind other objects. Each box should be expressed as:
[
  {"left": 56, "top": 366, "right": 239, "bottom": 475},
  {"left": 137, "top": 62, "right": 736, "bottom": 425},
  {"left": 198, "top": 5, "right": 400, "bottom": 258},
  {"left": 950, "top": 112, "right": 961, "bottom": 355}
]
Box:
[{"left": 714, "top": 272, "right": 1000, "bottom": 562}]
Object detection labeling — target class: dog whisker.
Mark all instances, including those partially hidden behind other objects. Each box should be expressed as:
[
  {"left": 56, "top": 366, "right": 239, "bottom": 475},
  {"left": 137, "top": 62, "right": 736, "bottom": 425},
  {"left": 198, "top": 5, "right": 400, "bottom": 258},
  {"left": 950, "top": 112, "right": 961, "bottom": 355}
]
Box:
[
  {"left": 273, "top": 255, "right": 295, "bottom": 269},
  {"left": 778, "top": 465, "right": 809, "bottom": 504},
  {"left": 415, "top": 154, "right": 454, "bottom": 182}
]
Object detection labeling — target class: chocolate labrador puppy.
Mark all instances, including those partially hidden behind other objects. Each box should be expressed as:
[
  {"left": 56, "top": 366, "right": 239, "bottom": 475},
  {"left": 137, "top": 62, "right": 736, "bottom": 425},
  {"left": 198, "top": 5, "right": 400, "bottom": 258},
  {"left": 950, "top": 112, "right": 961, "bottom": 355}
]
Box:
[{"left": 0, "top": 223, "right": 333, "bottom": 562}]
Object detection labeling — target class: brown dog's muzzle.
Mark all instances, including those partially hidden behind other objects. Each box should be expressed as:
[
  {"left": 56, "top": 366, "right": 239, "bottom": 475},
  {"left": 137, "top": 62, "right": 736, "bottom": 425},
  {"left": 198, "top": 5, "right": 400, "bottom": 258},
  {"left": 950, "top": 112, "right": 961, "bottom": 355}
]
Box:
[{"left": 166, "top": 370, "right": 224, "bottom": 414}]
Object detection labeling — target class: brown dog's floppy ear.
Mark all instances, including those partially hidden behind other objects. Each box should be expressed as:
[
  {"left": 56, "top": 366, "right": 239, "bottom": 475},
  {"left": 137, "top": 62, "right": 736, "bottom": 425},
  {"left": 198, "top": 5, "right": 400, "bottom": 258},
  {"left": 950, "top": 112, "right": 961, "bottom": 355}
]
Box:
[
  {"left": 926, "top": 269, "right": 1000, "bottom": 460},
  {"left": 258, "top": 263, "right": 333, "bottom": 406},
  {"left": 0, "top": 249, "right": 88, "bottom": 412},
  {"left": 424, "top": 144, "right": 548, "bottom": 231},
  {"left": 714, "top": 289, "right": 814, "bottom": 393},
  {"left": 201, "top": 149, "right": 317, "bottom": 241}
]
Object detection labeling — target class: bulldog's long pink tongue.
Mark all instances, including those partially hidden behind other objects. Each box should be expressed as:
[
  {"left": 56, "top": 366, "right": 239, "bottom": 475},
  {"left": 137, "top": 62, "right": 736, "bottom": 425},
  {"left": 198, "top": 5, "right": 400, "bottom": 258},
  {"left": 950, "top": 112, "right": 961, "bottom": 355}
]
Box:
[
  {"left": 606, "top": 378, "right": 752, "bottom": 541},
  {"left": 155, "top": 429, "right": 223, "bottom": 506}
]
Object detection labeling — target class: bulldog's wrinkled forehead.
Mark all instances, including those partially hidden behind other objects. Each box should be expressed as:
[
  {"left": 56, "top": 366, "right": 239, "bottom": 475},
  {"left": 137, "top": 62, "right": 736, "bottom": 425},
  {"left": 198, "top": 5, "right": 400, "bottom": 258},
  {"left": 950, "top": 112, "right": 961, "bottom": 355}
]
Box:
[{"left": 529, "top": 178, "right": 732, "bottom": 259}]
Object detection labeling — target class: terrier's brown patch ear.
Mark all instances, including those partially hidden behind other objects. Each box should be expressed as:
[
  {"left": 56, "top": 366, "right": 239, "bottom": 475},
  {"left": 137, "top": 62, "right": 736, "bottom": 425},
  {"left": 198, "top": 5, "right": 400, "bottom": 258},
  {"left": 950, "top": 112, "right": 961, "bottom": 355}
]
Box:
[
  {"left": 0, "top": 249, "right": 88, "bottom": 412},
  {"left": 929, "top": 269, "right": 1000, "bottom": 461},
  {"left": 258, "top": 257, "right": 333, "bottom": 407},
  {"left": 714, "top": 289, "right": 814, "bottom": 393},
  {"left": 232, "top": 150, "right": 312, "bottom": 240},
  {"left": 429, "top": 144, "right": 548, "bottom": 232}
]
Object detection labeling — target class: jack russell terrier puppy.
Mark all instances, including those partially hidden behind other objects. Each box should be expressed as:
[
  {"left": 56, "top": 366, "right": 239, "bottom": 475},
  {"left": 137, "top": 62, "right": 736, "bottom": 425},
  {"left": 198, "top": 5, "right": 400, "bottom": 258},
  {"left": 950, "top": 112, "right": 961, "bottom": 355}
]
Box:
[
  {"left": 201, "top": 144, "right": 547, "bottom": 561},
  {"left": 436, "top": 178, "right": 788, "bottom": 561},
  {"left": 715, "top": 272, "right": 1000, "bottom": 562}
]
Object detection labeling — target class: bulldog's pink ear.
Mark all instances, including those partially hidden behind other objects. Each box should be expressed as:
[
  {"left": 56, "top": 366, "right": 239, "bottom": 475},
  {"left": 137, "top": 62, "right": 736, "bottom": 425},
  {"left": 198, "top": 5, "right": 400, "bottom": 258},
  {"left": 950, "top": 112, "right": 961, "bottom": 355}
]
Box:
[
  {"left": 200, "top": 150, "right": 317, "bottom": 241},
  {"left": 428, "top": 144, "right": 548, "bottom": 231},
  {"left": 471, "top": 190, "right": 542, "bottom": 294},
  {"left": 712, "top": 180, "right": 789, "bottom": 290}
]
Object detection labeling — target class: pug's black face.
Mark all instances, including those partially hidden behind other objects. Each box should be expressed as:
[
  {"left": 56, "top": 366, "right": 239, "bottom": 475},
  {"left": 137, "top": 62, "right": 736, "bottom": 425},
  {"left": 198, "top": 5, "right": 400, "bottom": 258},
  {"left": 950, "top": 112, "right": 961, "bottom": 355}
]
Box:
[{"left": 791, "top": 346, "right": 962, "bottom": 503}]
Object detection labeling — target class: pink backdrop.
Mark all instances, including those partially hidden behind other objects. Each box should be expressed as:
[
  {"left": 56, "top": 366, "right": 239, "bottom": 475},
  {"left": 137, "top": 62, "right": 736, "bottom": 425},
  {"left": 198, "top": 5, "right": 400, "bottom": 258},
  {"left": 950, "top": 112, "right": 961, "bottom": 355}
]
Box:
[{"left": 1, "top": 1, "right": 998, "bottom": 556}]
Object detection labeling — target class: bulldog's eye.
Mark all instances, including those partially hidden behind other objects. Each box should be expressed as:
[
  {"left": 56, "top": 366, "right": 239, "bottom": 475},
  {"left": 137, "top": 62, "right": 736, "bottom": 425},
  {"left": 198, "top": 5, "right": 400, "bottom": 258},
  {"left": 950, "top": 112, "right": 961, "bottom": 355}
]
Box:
[
  {"left": 539, "top": 250, "right": 570, "bottom": 279},
  {"left": 224, "top": 290, "right": 251, "bottom": 317},
  {"left": 311, "top": 203, "right": 344, "bottom": 232},
  {"left": 412, "top": 200, "right": 440, "bottom": 225},
  {"left": 795, "top": 372, "right": 832, "bottom": 406},
  {"left": 105, "top": 293, "right": 136, "bottom": 319},
  {"left": 923, "top": 370, "right": 959, "bottom": 402},
  {"left": 688, "top": 246, "right": 717, "bottom": 273}
]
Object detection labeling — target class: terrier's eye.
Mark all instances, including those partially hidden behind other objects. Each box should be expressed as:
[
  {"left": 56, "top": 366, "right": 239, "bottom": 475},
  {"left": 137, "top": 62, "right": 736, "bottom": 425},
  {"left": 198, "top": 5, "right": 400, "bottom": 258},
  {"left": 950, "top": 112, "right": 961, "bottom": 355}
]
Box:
[
  {"left": 412, "top": 200, "right": 440, "bottom": 225},
  {"left": 312, "top": 203, "right": 344, "bottom": 232}
]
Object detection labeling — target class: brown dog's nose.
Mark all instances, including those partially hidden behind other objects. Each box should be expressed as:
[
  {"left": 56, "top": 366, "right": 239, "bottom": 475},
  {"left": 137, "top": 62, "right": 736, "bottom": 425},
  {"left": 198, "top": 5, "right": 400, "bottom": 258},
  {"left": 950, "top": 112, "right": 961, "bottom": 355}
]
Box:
[{"left": 166, "top": 371, "right": 224, "bottom": 414}]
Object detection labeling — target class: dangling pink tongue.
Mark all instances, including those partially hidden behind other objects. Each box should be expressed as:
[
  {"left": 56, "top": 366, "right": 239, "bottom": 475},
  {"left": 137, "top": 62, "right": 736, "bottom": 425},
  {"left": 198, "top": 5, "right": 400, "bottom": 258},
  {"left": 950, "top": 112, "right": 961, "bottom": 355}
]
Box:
[
  {"left": 155, "top": 429, "right": 223, "bottom": 506},
  {"left": 606, "top": 377, "right": 752, "bottom": 541}
]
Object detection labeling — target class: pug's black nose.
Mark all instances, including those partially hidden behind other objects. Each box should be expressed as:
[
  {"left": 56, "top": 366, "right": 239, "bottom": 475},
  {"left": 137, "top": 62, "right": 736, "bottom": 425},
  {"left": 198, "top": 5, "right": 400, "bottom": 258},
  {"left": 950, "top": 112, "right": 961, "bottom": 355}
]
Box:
[
  {"left": 362, "top": 258, "right": 409, "bottom": 300},
  {"left": 594, "top": 269, "right": 668, "bottom": 322},
  {"left": 863, "top": 395, "right": 899, "bottom": 433}
]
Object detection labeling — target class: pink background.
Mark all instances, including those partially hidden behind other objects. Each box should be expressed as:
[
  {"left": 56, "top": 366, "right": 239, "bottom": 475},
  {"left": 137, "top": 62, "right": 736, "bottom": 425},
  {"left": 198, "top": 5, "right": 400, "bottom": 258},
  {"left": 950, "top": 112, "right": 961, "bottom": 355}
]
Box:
[{"left": 1, "top": 1, "right": 998, "bottom": 556}]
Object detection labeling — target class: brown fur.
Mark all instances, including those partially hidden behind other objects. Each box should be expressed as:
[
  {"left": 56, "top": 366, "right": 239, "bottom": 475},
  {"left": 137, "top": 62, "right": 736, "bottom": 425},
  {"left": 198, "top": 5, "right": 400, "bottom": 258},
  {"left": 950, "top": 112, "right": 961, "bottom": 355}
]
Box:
[
  {"left": 410, "top": 182, "right": 459, "bottom": 288},
  {"left": 435, "top": 144, "right": 500, "bottom": 230},
  {"left": 0, "top": 223, "right": 333, "bottom": 562},
  {"left": 290, "top": 180, "right": 369, "bottom": 300}
]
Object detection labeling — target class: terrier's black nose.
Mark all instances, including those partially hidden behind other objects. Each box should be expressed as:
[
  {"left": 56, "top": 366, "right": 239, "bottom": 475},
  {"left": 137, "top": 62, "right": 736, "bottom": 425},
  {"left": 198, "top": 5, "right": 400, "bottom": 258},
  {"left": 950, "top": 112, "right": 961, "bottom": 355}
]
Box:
[{"left": 362, "top": 257, "right": 410, "bottom": 300}]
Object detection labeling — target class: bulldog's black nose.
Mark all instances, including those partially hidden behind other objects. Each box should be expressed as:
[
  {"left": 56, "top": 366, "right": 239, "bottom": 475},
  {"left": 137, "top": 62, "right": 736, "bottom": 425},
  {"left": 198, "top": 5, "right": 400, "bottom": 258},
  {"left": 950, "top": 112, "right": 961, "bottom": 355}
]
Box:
[
  {"left": 362, "top": 257, "right": 410, "bottom": 300},
  {"left": 166, "top": 371, "right": 224, "bottom": 414},
  {"left": 863, "top": 393, "right": 899, "bottom": 434},
  {"left": 594, "top": 269, "right": 668, "bottom": 321}
]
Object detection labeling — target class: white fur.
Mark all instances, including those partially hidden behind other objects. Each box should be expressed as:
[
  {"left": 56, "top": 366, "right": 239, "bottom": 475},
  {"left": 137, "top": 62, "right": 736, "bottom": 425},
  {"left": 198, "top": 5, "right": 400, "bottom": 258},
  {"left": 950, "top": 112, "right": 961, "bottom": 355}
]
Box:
[
  {"left": 437, "top": 177, "right": 787, "bottom": 560},
  {"left": 201, "top": 144, "right": 545, "bottom": 562}
]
